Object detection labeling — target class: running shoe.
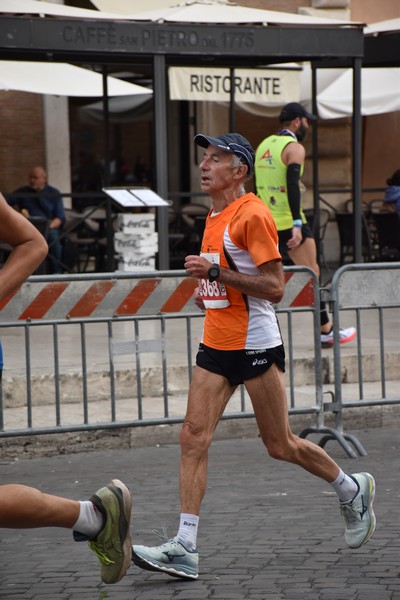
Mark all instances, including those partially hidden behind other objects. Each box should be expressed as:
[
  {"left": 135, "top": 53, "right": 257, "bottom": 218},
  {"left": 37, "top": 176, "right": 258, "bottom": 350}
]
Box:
[
  {"left": 74, "top": 479, "right": 132, "bottom": 584},
  {"left": 132, "top": 535, "right": 199, "bottom": 580},
  {"left": 321, "top": 326, "right": 357, "bottom": 348},
  {"left": 340, "top": 472, "right": 376, "bottom": 549}
]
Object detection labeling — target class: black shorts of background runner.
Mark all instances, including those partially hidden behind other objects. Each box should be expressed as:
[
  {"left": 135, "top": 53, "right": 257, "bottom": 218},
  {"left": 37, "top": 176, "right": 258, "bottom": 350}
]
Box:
[
  {"left": 278, "top": 222, "right": 314, "bottom": 254},
  {"left": 196, "top": 343, "right": 285, "bottom": 386}
]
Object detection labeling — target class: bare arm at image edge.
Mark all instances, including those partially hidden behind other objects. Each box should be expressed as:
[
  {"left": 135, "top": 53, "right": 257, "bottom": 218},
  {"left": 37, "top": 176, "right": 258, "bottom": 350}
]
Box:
[{"left": 0, "top": 193, "right": 48, "bottom": 301}]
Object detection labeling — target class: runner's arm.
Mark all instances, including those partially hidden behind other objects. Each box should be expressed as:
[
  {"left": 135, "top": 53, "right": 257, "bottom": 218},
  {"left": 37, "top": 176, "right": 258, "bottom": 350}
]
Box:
[
  {"left": 0, "top": 193, "right": 48, "bottom": 300},
  {"left": 184, "top": 255, "right": 284, "bottom": 304}
]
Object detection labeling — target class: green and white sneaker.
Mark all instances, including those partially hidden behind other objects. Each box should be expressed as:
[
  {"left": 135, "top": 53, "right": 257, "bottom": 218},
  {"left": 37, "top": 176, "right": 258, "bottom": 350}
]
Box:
[
  {"left": 340, "top": 472, "right": 376, "bottom": 549},
  {"left": 132, "top": 535, "right": 199, "bottom": 580},
  {"left": 74, "top": 479, "right": 132, "bottom": 584}
]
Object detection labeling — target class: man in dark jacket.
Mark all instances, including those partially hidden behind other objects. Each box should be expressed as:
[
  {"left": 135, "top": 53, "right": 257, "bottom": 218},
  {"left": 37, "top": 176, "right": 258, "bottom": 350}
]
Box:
[{"left": 10, "top": 166, "right": 65, "bottom": 273}]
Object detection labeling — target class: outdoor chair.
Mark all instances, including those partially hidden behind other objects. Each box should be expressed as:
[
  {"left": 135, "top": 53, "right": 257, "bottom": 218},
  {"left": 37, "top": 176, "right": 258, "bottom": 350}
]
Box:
[
  {"left": 335, "top": 212, "right": 376, "bottom": 265},
  {"left": 370, "top": 212, "right": 400, "bottom": 261},
  {"left": 366, "top": 198, "right": 386, "bottom": 214},
  {"left": 62, "top": 208, "right": 101, "bottom": 273}
]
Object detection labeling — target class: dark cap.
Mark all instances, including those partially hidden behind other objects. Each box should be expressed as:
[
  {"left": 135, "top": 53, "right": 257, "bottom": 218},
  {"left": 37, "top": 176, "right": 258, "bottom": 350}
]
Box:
[
  {"left": 194, "top": 132, "right": 255, "bottom": 176},
  {"left": 279, "top": 102, "right": 316, "bottom": 123}
]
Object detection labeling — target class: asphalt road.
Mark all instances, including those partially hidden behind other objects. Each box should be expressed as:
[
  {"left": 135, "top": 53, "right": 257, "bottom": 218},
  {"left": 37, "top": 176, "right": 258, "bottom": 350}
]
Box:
[{"left": 1, "top": 426, "right": 399, "bottom": 600}]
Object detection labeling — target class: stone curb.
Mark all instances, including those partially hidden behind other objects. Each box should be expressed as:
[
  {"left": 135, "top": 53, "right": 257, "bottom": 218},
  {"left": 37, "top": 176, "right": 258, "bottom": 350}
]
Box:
[{"left": 1, "top": 403, "right": 400, "bottom": 460}]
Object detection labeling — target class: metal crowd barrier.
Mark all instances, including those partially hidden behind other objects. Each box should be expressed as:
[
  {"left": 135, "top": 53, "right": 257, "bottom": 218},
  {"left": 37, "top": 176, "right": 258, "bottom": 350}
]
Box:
[
  {"left": 300, "top": 262, "right": 400, "bottom": 458},
  {"left": 0, "top": 266, "right": 325, "bottom": 443},
  {"left": 331, "top": 263, "right": 400, "bottom": 449}
]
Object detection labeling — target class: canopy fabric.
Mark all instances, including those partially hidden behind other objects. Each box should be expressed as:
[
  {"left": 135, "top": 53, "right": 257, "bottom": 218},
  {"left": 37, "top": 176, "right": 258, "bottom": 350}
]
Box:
[
  {"left": 122, "top": 1, "right": 359, "bottom": 25},
  {"left": 364, "top": 18, "right": 400, "bottom": 35},
  {"left": 0, "top": 0, "right": 124, "bottom": 19},
  {"left": 80, "top": 95, "right": 152, "bottom": 123},
  {"left": 0, "top": 61, "right": 153, "bottom": 97},
  {"left": 90, "top": 0, "right": 181, "bottom": 14},
  {"left": 233, "top": 64, "right": 400, "bottom": 120},
  {"left": 316, "top": 67, "right": 400, "bottom": 119},
  {"left": 2, "top": 0, "right": 358, "bottom": 25}
]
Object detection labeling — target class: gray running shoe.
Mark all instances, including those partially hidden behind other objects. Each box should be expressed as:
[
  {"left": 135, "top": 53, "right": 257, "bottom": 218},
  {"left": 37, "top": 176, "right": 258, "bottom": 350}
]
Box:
[
  {"left": 340, "top": 472, "right": 376, "bottom": 548},
  {"left": 74, "top": 479, "right": 132, "bottom": 584},
  {"left": 132, "top": 535, "right": 199, "bottom": 580}
]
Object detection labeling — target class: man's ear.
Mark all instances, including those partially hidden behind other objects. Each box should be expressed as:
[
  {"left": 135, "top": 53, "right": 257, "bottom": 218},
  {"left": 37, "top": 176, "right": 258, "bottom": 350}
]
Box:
[
  {"left": 233, "top": 164, "right": 247, "bottom": 180},
  {"left": 293, "top": 117, "right": 301, "bottom": 129}
]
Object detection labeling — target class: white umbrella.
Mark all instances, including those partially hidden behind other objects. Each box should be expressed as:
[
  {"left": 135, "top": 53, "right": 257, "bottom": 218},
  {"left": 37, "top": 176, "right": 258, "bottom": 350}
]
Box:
[
  {"left": 118, "top": 0, "right": 358, "bottom": 25},
  {"left": 317, "top": 67, "right": 400, "bottom": 119},
  {"left": 0, "top": 61, "right": 153, "bottom": 97},
  {"left": 364, "top": 17, "right": 400, "bottom": 35},
  {"left": 0, "top": 0, "right": 124, "bottom": 19},
  {"left": 80, "top": 95, "right": 152, "bottom": 123},
  {"left": 90, "top": 0, "right": 178, "bottom": 14}
]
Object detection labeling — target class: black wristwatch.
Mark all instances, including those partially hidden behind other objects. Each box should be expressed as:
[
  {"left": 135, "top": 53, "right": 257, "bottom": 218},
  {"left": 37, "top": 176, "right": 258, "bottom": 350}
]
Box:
[{"left": 208, "top": 264, "right": 220, "bottom": 282}]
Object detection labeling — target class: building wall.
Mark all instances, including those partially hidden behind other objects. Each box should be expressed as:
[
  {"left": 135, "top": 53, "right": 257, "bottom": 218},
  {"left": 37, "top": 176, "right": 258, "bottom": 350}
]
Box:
[
  {"left": 0, "top": 93, "right": 71, "bottom": 196},
  {"left": 0, "top": 91, "right": 45, "bottom": 194},
  {"left": 351, "top": 0, "right": 399, "bottom": 22},
  {"left": 362, "top": 112, "right": 400, "bottom": 205}
]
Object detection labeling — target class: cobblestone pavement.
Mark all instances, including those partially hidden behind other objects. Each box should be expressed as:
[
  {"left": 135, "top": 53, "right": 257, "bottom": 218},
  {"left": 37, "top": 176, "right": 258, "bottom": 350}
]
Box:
[{"left": 1, "top": 427, "right": 399, "bottom": 600}]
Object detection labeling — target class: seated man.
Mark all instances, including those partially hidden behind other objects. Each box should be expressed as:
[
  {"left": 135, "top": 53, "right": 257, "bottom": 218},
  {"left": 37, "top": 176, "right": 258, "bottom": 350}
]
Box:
[{"left": 10, "top": 166, "right": 65, "bottom": 273}]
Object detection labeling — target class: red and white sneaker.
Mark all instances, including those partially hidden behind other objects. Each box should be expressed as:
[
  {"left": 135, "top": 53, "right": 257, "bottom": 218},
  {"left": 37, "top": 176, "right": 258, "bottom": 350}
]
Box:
[{"left": 321, "top": 326, "right": 357, "bottom": 348}]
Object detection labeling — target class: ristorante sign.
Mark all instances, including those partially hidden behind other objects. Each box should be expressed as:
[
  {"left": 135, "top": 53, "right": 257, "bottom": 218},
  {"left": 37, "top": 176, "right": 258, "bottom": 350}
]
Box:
[{"left": 168, "top": 66, "right": 301, "bottom": 103}]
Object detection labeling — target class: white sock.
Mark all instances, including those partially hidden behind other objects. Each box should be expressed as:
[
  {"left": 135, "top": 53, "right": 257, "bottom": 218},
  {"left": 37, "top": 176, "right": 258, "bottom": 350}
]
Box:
[
  {"left": 330, "top": 469, "right": 358, "bottom": 502},
  {"left": 177, "top": 513, "right": 199, "bottom": 551},
  {"left": 73, "top": 500, "right": 104, "bottom": 538}
]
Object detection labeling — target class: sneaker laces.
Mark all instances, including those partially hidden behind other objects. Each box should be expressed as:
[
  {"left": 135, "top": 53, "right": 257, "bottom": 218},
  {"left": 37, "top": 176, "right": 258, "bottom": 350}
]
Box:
[
  {"left": 152, "top": 524, "right": 172, "bottom": 544},
  {"left": 88, "top": 540, "right": 115, "bottom": 566},
  {"left": 340, "top": 501, "right": 360, "bottom": 524}
]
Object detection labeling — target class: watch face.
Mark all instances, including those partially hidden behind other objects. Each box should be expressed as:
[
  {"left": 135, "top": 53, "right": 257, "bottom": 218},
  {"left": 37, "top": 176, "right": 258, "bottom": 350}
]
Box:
[
  {"left": 210, "top": 266, "right": 219, "bottom": 277},
  {"left": 208, "top": 265, "right": 220, "bottom": 281}
]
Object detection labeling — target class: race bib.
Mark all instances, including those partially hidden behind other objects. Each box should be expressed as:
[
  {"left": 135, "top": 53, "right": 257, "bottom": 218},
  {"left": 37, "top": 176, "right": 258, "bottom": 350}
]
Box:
[{"left": 199, "top": 253, "right": 230, "bottom": 309}]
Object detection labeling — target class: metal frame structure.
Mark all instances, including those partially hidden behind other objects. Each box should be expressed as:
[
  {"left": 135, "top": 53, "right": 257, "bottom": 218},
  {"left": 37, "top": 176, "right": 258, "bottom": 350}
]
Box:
[{"left": 0, "top": 14, "right": 364, "bottom": 268}]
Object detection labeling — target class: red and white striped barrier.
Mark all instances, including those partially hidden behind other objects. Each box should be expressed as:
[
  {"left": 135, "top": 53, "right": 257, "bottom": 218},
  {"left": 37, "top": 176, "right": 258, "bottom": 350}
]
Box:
[{"left": 0, "top": 271, "right": 315, "bottom": 321}]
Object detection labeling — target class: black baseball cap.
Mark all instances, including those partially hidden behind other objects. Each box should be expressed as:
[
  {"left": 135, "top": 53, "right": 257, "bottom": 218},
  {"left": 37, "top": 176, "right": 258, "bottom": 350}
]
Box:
[
  {"left": 279, "top": 102, "right": 316, "bottom": 123},
  {"left": 194, "top": 132, "right": 255, "bottom": 176}
]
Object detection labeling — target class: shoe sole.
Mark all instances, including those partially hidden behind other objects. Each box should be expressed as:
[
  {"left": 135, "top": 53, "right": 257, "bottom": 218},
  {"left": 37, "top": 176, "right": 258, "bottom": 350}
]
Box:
[
  {"left": 322, "top": 329, "right": 357, "bottom": 348},
  {"left": 355, "top": 472, "right": 376, "bottom": 548},
  {"left": 131, "top": 548, "right": 198, "bottom": 580},
  {"left": 109, "top": 479, "right": 133, "bottom": 583}
]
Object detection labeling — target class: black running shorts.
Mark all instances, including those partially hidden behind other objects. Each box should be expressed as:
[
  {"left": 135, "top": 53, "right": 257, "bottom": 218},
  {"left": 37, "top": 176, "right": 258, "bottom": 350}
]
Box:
[
  {"left": 196, "top": 343, "right": 285, "bottom": 386},
  {"left": 278, "top": 221, "right": 314, "bottom": 250}
]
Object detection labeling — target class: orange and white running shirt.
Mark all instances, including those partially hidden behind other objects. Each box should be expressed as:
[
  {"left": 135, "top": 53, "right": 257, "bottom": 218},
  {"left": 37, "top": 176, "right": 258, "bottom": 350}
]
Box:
[{"left": 199, "top": 192, "right": 283, "bottom": 350}]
